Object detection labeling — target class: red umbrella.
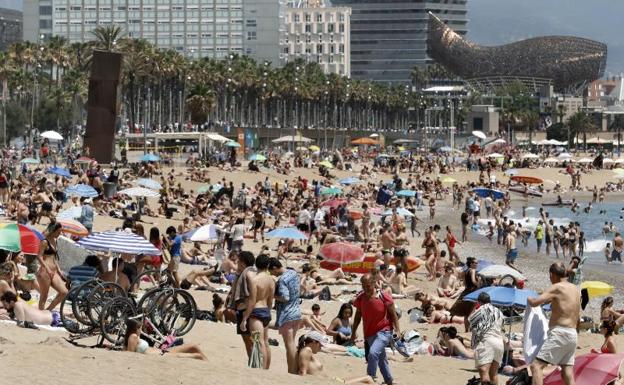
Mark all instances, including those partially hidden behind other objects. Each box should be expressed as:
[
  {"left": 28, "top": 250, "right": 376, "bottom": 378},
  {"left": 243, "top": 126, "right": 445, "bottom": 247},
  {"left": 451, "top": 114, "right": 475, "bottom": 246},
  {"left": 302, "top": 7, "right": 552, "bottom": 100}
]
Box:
[
  {"left": 319, "top": 242, "right": 364, "bottom": 264},
  {"left": 321, "top": 198, "right": 347, "bottom": 209},
  {"left": 544, "top": 353, "right": 624, "bottom": 385}
]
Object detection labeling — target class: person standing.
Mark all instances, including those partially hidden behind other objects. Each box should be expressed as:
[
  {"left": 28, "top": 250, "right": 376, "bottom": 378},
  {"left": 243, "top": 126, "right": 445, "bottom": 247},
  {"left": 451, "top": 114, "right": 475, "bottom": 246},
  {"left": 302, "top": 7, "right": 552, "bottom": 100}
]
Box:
[
  {"left": 351, "top": 274, "right": 401, "bottom": 385},
  {"left": 612, "top": 232, "right": 623, "bottom": 263},
  {"left": 268, "top": 258, "right": 301, "bottom": 374},
  {"left": 535, "top": 220, "right": 544, "bottom": 253},
  {"left": 79, "top": 198, "right": 94, "bottom": 234},
  {"left": 528, "top": 262, "right": 581, "bottom": 385},
  {"left": 505, "top": 224, "right": 520, "bottom": 273},
  {"left": 164, "top": 226, "right": 183, "bottom": 287},
  {"left": 226, "top": 251, "right": 257, "bottom": 363},
  {"left": 468, "top": 292, "right": 504, "bottom": 385}
]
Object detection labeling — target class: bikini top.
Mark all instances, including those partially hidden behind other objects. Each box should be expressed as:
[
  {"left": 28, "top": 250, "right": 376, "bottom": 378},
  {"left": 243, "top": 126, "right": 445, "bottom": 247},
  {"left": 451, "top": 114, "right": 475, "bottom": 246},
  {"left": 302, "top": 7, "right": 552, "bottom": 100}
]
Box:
[
  {"left": 137, "top": 339, "right": 149, "bottom": 354},
  {"left": 336, "top": 324, "right": 352, "bottom": 336},
  {"left": 43, "top": 239, "right": 57, "bottom": 256}
]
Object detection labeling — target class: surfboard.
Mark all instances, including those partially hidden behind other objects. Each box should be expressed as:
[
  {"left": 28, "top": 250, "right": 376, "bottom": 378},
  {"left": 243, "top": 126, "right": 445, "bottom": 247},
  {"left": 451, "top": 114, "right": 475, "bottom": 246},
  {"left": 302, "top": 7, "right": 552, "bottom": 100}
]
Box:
[
  {"left": 320, "top": 255, "right": 423, "bottom": 274},
  {"left": 510, "top": 175, "right": 543, "bottom": 184}
]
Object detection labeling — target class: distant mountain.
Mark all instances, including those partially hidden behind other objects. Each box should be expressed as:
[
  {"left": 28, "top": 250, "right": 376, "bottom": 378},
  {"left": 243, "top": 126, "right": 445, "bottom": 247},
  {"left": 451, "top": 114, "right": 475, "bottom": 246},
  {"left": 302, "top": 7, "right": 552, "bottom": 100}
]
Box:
[{"left": 468, "top": 0, "right": 623, "bottom": 77}]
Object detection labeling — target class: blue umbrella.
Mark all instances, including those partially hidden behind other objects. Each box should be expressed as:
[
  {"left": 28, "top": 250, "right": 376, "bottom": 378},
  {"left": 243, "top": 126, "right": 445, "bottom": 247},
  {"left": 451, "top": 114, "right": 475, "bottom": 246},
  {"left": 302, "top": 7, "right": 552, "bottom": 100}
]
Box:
[
  {"left": 140, "top": 154, "right": 160, "bottom": 162},
  {"left": 464, "top": 286, "right": 539, "bottom": 309},
  {"left": 58, "top": 206, "right": 83, "bottom": 219},
  {"left": 472, "top": 187, "right": 505, "bottom": 200},
  {"left": 47, "top": 167, "right": 71, "bottom": 178},
  {"left": 265, "top": 227, "right": 308, "bottom": 240},
  {"left": 438, "top": 146, "right": 453, "bottom": 152},
  {"left": 382, "top": 207, "right": 415, "bottom": 217},
  {"left": 225, "top": 141, "right": 241, "bottom": 148},
  {"left": 78, "top": 230, "right": 161, "bottom": 255},
  {"left": 65, "top": 184, "right": 99, "bottom": 198},
  {"left": 338, "top": 177, "right": 360, "bottom": 186},
  {"left": 396, "top": 190, "right": 416, "bottom": 197},
  {"left": 136, "top": 178, "right": 162, "bottom": 190}
]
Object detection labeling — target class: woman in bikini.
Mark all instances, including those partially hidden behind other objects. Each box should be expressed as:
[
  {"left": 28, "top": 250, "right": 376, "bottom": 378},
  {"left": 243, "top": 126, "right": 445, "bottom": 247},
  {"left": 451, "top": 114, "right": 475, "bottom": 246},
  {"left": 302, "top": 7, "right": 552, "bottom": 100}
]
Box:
[
  {"left": 125, "top": 318, "right": 207, "bottom": 360},
  {"left": 422, "top": 228, "right": 439, "bottom": 281},
  {"left": 35, "top": 222, "right": 68, "bottom": 310},
  {"left": 594, "top": 320, "right": 617, "bottom": 354}
]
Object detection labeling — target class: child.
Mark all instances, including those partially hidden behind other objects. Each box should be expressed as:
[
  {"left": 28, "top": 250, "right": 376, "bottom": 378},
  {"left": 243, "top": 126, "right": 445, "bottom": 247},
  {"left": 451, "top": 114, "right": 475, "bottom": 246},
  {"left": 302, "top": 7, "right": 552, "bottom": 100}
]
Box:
[
  {"left": 578, "top": 231, "right": 586, "bottom": 257},
  {"left": 605, "top": 242, "right": 612, "bottom": 264},
  {"left": 487, "top": 221, "right": 494, "bottom": 243}
]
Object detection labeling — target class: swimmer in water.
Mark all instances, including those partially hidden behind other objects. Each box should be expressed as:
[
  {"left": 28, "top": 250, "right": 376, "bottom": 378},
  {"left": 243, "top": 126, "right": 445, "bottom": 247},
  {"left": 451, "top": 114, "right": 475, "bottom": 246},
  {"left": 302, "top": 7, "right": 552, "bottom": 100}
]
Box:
[
  {"left": 603, "top": 222, "right": 612, "bottom": 235},
  {"left": 583, "top": 203, "right": 592, "bottom": 214}
]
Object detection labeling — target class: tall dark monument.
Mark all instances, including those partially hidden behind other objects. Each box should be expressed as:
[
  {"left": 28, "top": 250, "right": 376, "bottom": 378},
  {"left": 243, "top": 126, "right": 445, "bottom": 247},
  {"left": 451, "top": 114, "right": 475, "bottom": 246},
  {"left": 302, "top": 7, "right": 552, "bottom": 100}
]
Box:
[{"left": 84, "top": 50, "right": 122, "bottom": 164}]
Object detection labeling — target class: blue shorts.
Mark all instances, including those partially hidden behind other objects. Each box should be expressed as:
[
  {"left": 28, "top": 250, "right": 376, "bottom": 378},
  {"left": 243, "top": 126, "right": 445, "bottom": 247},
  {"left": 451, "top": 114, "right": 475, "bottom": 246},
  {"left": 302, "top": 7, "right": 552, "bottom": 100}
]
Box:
[{"left": 506, "top": 249, "right": 518, "bottom": 263}]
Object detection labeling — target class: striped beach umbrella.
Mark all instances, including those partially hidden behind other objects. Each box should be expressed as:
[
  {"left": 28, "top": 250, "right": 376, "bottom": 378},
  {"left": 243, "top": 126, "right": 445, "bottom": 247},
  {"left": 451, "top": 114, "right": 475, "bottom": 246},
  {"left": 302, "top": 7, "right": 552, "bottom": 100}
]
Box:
[
  {"left": 0, "top": 223, "right": 45, "bottom": 254},
  {"left": 118, "top": 187, "right": 160, "bottom": 198},
  {"left": 65, "top": 184, "right": 99, "bottom": 198},
  {"left": 77, "top": 230, "right": 161, "bottom": 255},
  {"left": 56, "top": 218, "right": 89, "bottom": 237}
]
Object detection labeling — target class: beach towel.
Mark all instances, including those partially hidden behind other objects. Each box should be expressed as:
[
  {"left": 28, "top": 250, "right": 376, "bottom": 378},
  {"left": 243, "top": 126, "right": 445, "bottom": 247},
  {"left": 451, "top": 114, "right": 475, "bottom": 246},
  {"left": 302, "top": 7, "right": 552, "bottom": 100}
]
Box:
[
  {"left": 231, "top": 266, "right": 256, "bottom": 307},
  {"left": 248, "top": 331, "right": 263, "bottom": 368},
  {"left": 523, "top": 306, "right": 548, "bottom": 364}
]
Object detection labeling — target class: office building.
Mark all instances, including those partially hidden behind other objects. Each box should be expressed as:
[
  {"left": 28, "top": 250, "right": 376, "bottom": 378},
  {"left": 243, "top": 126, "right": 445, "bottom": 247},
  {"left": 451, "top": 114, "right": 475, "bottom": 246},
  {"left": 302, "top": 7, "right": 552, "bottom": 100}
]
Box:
[
  {"left": 243, "top": 0, "right": 286, "bottom": 66},
  {"left": 22, "top": 0, "right": 283, "bottom": 64},
  {"left": 0, "top": 7, "right": 23, "bottom": 51},
  {"left": 332, "top": 0, "right": 468, "bottom": 84},
  {"left": 284, "top": 2, "right": 350, "bottom": 76}
]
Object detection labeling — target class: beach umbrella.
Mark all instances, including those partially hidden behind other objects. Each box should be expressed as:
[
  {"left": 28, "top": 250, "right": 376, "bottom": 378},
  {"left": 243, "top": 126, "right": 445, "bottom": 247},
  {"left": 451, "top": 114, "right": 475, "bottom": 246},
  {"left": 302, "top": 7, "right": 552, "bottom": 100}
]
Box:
[
  {"left": 118, "top": 187, "right": 160, "bottom": 198},
  {"left": 319, "top": 160, "right": 334, "bottom": 169},
  {"left": 492, "top": 138, "right": 506, "bottom": 144},
  {"left": 77, "top": 230, "right": 161, "bottom": 255},
  {"left": 224, "top": 141, "right": 240, "bottom": 148},
  {"left": 382, "top": 207, "right": 415, "bottom": 217},
  {"left": 576, "top": 158, "right": 593, "bottom": 163},
  {"left": 248, "top": 154, "right": 266, "bottom": 161},
  {"left": 0, "top": 223, "right": 44, "bottom": 254},
  {"left": 351, "top": 137, "right": 378, "bottom": 145},
  {"left": 472, "top": 187, "right": 505, "bottom": 200},
  {"left": 338, "top": 177, "right": 360, "bottom": 185},
  {"left": 309, "top": 145, "right": 320, "bottom": 152},
  {"left": 58, "top": 206, "right": 83, "bottom": 219},
  {"left": 505, "top": 169, "right": 519, "bottom": 176},
  {"left": 487, "top": 152, "right": 504, "bottom": 158},
  {"left": 441, "top": 177, "right": 457, "bottom": 183},
  {"left": 20, "top": 158, "right": 40, "bottom": 164},
  {"left": 557, "top": 152, "right": 572, "bottom": 159},
  {"left": 47, "top": 166, "right": 71, "bottom": 178},
  {"left": 136, "top": 178, "right": 162, "bottom": 190},
  {"left": 57, "top": 235, "right": 91, "bottom": 273},
  {"left": 74, "top": 156, "right": 96, "bottom": 165},
  {"left": 140, "top": 153, "right": 160, "bottom": 162},
  {"left": 320, "top": 198, "right": 347, "bottom": 209},
  {"left": 471, "top": 130, "right": 486, "bottom": 139},
  {"left": 65, "top": 184, "right": 99, "bottom": 198},
  {"left": 56, "top": 218, "right": 89, "bottom": 237},
  {"left": 272, "top": 135, "right": 313, "bottom": 143},
  {"left": 40, "top": 130, "right": 64, "bottom": 141},
  {"left": 319, "top": 242, "right": 365, "bottom": 264},
  {"left": 479, "top": 265, "right": 526, "bottom": 281},
  {"left": 580, "top": 281, "right": 614, "bottom": 298},
  {"left": 396, "top": 190, "right": 416, "bottom": 197},
  {"left": 438, "top": 146, "right": 453, "bottom": 153},
  {"left": 266, "top": 227, "right": 308, "bottom": 240},
  {"left": 544, "top": 157, "right": 558, "bottom": 163},
  {"left": 348, "top": 211, "right": 363, "bottom": 220},
  {"left": 187, "top": 224, "right": 218, "bottom": 242},
  {"left": 464, "top": 286, "right": 539, "bottom": 309},
  {"left": 522, "top": 153, "right": 539, "bottom": 159},
  {"left": 320, "top": 187, "right": 342, "bottom": 195},
  {"left": 543, "top": 353, "right": 624, "bottom": 385},
  {"left": 370, "top": 133, "right": 379, "bottom": 138}
]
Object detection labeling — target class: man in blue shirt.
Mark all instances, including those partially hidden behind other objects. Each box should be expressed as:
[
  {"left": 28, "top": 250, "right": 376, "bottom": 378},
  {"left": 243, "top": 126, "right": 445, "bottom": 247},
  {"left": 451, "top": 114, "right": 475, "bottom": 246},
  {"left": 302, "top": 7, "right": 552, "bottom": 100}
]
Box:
[
  {"left": 268, "top": 258, "right": 301, "bottom": 374},
  {"left": 165, "top": 226, "right": 183, "bottom": 287},
  {"left": 79, "top": 198, "right": 94, "bottom": 233}
]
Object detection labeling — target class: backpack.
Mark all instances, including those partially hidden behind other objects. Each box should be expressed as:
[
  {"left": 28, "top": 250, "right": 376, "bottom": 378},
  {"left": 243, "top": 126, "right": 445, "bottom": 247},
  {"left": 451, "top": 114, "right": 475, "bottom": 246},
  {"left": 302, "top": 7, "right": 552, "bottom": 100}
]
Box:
[{"left": 507, "top": 369, "right": 531, "bottom": 385}]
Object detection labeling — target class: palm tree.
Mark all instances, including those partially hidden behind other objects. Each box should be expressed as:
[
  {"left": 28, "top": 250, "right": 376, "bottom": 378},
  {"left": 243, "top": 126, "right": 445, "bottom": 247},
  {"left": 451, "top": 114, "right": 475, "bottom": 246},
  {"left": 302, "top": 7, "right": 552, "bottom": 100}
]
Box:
[
  {"left": 186, "top": 84, "right": 215, "bottom": 124},
  {"left": 91, "top": 26, "right": 125, "bottom": 52},
  {"left": 567, "top": 111, "right": 595, "bottom": 150}
]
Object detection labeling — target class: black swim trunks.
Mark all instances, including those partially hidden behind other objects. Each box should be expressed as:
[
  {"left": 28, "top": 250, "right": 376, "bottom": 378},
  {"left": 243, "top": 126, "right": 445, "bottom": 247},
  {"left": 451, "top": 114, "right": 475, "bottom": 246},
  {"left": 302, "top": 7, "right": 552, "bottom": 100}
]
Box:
[{"left": 180, "top": 279, "right": 192, "bottom": 290}]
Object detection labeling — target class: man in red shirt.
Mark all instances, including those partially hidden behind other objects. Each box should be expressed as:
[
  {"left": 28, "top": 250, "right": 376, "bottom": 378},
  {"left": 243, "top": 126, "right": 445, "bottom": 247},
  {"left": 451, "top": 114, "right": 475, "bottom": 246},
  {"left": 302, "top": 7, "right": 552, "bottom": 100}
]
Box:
[{"left": 351, "top": 274, "right": 401, "bottom": 385}]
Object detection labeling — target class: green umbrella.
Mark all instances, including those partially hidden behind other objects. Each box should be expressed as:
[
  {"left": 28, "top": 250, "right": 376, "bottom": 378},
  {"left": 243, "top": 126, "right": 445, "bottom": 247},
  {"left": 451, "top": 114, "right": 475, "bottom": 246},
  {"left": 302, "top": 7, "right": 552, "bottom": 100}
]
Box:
[
  {"left": 320, "top": 187, "right": 342, "bottom": 195},
  {"left": 249, "top": 154, "right": 267, "bottom": 161}
]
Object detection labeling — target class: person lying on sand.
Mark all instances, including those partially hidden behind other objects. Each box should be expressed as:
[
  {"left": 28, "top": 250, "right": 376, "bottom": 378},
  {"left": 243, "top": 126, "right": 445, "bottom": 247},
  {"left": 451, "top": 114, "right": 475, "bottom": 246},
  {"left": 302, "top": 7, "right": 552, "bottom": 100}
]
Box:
[
  {"left": 433, "top": 326, "right": 474, "bottom": 359},
  {"left": 125, "top": 318, "right": 207, "bottom": 360},
  {"left": 414, "top": 291, "right": 453, "bottom": 311},
  {"left": 180, "top": 265, "right": 219, "bottom": 290},
  {"left": 0, "top": 291, "right": 63, "bottom": 329}
]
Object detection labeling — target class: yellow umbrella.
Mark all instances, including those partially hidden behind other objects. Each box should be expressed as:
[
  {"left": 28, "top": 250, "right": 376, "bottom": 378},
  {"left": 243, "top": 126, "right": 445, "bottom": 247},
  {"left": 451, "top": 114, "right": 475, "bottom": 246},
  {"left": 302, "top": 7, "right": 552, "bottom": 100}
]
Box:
[
  {"left": 581, "top": 281, "right": 614, "bottom": 298},
  {"left": 319, "top": 160, "right": 334, "bottom": 169},
  {"left": 309, "top": 145, "right": 320, "bottom": 151},
  {"left": 441, "top": 177, "right": 457, "bottom": 183},
  {"left": 397, "top": 146, "right": 405, "bottom": 151}
]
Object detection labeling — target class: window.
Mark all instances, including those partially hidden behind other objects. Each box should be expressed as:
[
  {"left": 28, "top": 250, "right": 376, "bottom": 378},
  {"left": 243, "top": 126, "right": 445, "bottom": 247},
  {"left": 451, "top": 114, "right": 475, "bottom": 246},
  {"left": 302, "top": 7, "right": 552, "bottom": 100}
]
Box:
[
  {"left": 339, "top": 24, "right": 344, "bottom": 33},
  {"left": 305, "top": 24, "right": 311, "bottom": 33},
  {"left": 40, "top": 19, "right": 53, "bottom": 29},
  {"left": 294, "top": 14, "right": 300, "bottom": 22},
  {"left": 305, "top": 13, "right": 310, "bottom": 22},
  {"left": 328, "top": 24, "right": 334, "bottom": 33},
  {"left": 316, "top": 44, "right": 323, "bottom": 54},
  {"left": 305, "top": 35, "right": 311, "bottom": 43},
  {"left": 246, "top": 19, "right": 256, "bottom": 27},
  {"left": 40, "top": 5, "right": 52, "bottom": 15},
  {"left": 247, "top": 31, "right": 256, "bottom": 40},
  {"left": 316, "top": 14, "right": 322, "bottom": 22},
  {"left": 339, "top": 13, "right": 345, "bottom": 22},
  {"left": 339, "top": 44, "right": 344, "bottom": 53},
  {"left": 328, "top": 55, "right": 334, "bottom": 63}
]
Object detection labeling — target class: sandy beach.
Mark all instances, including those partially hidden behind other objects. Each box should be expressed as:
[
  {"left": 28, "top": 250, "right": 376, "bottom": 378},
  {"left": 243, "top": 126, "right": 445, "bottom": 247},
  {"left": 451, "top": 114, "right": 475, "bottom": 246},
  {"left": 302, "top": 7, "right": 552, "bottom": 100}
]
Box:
[{"left": 1, "top": 162, "right": 622, "bottom": 385}]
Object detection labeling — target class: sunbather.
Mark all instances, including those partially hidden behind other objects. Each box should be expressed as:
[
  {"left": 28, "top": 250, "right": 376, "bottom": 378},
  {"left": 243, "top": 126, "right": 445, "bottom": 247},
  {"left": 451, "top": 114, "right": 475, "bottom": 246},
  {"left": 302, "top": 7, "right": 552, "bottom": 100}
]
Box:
[
  {"left": 0, "top": 291, "right": 63, "bottom": 328},
  {"left": 124, "top": 318, "right": 207, "bottom": 360}
]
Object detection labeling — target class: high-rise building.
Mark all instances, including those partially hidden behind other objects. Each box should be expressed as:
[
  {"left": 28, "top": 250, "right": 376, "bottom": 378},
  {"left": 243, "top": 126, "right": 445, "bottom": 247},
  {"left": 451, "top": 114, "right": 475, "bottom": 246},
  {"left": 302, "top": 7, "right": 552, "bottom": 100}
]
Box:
[
  {"left": 284, "top": 2, "right": 350, "bottom": 76},
  {"left": 243, "top": 0, "right": 286, "bottom": 66},
  {"left": 0, "top": 7, "right": 23, "bottom": 52},
  {"left": 331, "top": 0, "right": 468, "bottom": 84},
  {"left": 22, "top": 0, "right": 283, "bottom": 64}
]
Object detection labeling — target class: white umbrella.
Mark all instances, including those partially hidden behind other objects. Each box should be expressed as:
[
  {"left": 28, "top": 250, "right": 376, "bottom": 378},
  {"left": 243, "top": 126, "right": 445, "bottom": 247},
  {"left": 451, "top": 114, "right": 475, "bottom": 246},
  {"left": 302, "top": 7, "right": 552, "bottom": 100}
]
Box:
[
  {"left": 370, "top": 133, "right": 379, "bottom": 138},
  {"left": 576, "top": 158, "right": 593, "bottom": 163},
  {"left": 205, "top": 132, "right": 230, "bottom": 142},
  {"left": 118, "top": 187, "right": 161, "bottom": 198},
  {"left": 472, "top": 130, "right": 486, "bottom": 139},
  {"left": 272, "top": 135, "right": 313, "bottom": 143},
  {"left": 487, "top": 153, "right": 504, "bottom": 158},
  {"left": 479, "top": 264, "right": 526, "bottom": 281},
  {"left": 492, "top": 138, "right": 506, "bottom": 144},
  {"left": 544, "top": 157, "right": 558, "bottom": 163},
  {"left": 557, "top": 153, "right": 572, "bottom": 159},
  {"left": 57, "top": 235, "right": 92, "bottom": 272},
  {"left": 188, "top": 224, "right": 218, "bottom": 242},
  {"left": 603, "top": 158, "right": 615, "bottom": 164},
  {"left": 522, "top": 153, "right": 539, "bottom": 159},
  {"left": 40, "top": 130, "right": 64, "bottom": 141}
]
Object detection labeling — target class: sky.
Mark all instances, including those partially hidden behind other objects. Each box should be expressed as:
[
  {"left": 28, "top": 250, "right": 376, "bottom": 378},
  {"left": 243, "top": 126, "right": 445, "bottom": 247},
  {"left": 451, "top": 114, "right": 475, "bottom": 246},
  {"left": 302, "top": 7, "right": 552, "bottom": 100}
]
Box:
[
  {"left": 1, "top": 0, "right": 21, "bottom": 10},
  {"left": 468, "top": 0, "right": 624, "bottom": 77}
]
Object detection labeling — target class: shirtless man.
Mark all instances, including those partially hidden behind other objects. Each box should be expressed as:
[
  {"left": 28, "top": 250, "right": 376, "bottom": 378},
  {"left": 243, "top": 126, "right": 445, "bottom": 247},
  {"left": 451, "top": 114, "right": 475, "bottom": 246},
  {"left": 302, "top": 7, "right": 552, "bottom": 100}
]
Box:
[
  {"left": 528, "top": 262, "right": 581, "bottom": 385},
  {"left": 379, "top": 225, "right": 396, "bottom": 267},
  {"left": 16, "top": 196, "right": 30, "bottom": 225},
  {"left": 437, "top": 265, "right": 461, "bottom": 299},
  {"left": 240, "top": 254, "right": 275, "bottom": 369},
  {"left": 1, "top": 291, "right": 63, "bottom": 329},
  {"left": 33, "top": 187, "right": 54, "bottom": 224},
  {"left": 505, "top": 225, "right": 521, "bottom": 273},
  {"left": 611, "top": 233, "right": 623, "bottom": 263},
  {"left": 227, "top": 251, "right": 256, "bottom": 361},
  {"left": 98, "top": 258, "right": 131, "bottom": 292}
]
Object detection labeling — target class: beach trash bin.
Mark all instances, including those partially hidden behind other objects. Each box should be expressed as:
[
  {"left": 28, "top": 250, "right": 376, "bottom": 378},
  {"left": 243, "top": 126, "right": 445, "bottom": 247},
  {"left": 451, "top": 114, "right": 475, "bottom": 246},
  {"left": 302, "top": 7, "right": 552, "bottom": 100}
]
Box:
[{"left": 103, "top": 182, "right": 117, "bottom": 198}]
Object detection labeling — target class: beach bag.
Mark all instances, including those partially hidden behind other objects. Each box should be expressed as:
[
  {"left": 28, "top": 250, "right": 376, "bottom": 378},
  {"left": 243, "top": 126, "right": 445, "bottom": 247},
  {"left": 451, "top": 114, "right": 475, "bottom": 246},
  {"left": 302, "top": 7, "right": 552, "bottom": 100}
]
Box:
[
  {"left": 319, "top": 286, "right": 332, "bottom": 301},
  {"left": 507, "top": 369, "right": 531, "bottom": 385}
]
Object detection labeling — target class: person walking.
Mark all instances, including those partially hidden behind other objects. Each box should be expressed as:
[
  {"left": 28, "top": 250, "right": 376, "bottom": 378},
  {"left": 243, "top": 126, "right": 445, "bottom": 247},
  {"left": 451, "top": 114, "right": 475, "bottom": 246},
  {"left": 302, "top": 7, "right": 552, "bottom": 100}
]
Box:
[
  {"left": 468, "top": 292, "right": 504, "bottom": 385},
  {"left": 268, "top": 258, "right": 302, "bottom": 374},
  {"left": 528, "top": 262, "right": 581, "bottom": 385},
  {"left": 535, "top": 220, "right": 544, "bottom": 253},
  {"left": 351, "top": 274, "right": 401, "bottom": 385}
]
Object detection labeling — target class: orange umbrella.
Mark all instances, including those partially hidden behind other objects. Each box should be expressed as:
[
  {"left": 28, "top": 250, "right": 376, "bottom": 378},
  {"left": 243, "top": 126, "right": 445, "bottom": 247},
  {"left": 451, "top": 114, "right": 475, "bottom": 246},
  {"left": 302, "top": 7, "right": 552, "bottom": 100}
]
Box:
[
  {"left": 57, "top": 218, "right": 89, "bottom": 237},
  {"left": 351, "top": 137, "right": 378, "bottom": 145},
  {"left": 349, "top": 211, "right": 363, "bottom": 220}
]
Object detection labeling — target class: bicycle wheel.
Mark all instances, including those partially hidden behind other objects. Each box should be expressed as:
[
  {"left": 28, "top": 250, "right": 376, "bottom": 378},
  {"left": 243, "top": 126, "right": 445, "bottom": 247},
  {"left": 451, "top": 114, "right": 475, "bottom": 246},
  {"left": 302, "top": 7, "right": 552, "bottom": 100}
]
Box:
[
  {"left": 71, "top": 279, "right": 100, "bottom": 327},
  {"left": 157, "top": 289, "right": 197, "bottom": 337},
  {"left": 136, "top": 287, "right": 167, "bottom": 316},
  {"left": 131, "top": 269, "right": 174, "bottom": 292},
  {"left": 86, "top": 282, "right": 126, "bottom": 326},
  {"left": 99, "top": 297, "right": 137, "bottom": 346},
  {"left": 60, "top": 285, "right": 95, "bottom": 334}
]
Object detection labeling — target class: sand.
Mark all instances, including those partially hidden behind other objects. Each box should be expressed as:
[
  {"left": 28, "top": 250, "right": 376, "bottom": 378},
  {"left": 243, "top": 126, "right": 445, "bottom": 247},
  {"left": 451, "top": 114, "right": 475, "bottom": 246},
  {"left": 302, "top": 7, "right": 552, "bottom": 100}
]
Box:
[{"left": 0, "top": 162, "right": 621, "bottom": 384}]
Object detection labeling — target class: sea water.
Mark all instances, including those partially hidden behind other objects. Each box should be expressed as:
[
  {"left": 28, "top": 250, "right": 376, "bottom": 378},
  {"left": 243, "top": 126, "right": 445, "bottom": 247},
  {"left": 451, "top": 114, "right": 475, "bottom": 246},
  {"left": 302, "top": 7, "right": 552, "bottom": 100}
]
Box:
[{"left": 477, "top": 201, "right": 624, "bottom": 271}]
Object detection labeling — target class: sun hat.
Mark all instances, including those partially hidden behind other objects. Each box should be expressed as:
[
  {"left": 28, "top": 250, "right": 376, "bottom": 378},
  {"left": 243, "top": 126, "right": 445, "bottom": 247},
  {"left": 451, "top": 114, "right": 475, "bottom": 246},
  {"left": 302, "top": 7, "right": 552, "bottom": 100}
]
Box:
[{"left": 305, "top": 331, "right": 327, "bottom": 346}]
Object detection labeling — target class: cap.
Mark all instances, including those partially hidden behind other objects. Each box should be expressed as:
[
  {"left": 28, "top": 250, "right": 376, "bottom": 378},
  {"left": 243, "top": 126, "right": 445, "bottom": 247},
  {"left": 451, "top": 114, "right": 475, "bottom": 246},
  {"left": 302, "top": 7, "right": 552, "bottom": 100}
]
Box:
[
  {"left": 305, "top": 331, "right": 327, "bottom": 346},
  {"left": 84, "top": 198, "right": 92, "bottom": 204}
]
